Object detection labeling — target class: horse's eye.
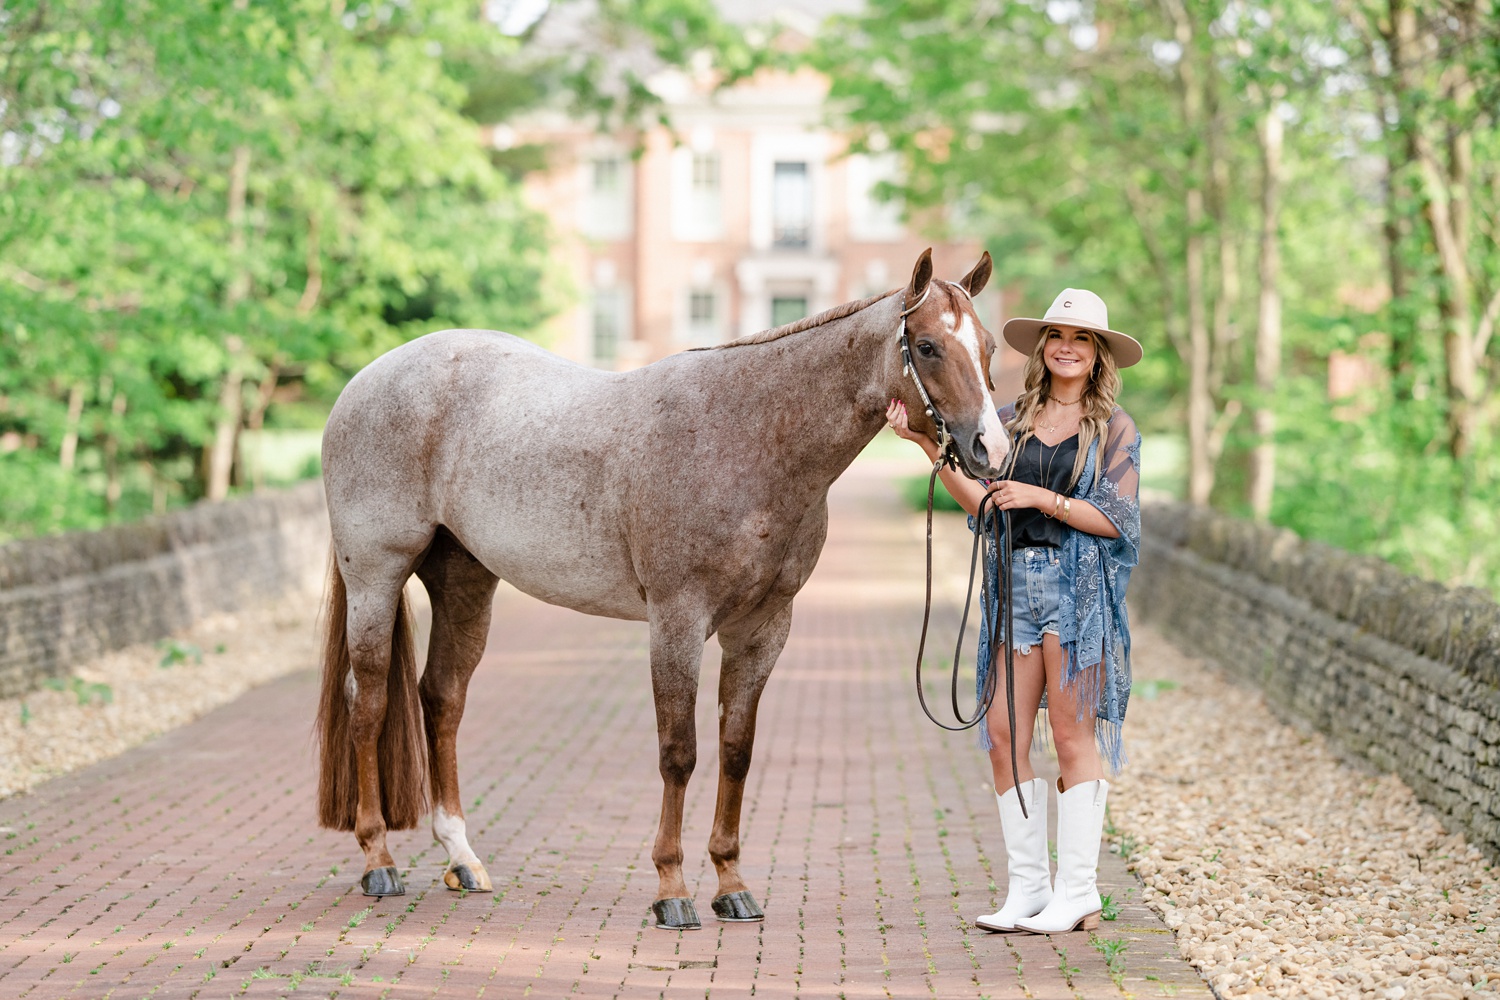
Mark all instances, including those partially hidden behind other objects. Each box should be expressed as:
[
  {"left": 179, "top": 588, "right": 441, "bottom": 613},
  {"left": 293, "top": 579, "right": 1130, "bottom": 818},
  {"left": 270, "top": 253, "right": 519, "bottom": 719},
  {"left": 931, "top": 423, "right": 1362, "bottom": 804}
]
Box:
[{"left": 916, "top": 341, "right": 937, "bottom": 358}]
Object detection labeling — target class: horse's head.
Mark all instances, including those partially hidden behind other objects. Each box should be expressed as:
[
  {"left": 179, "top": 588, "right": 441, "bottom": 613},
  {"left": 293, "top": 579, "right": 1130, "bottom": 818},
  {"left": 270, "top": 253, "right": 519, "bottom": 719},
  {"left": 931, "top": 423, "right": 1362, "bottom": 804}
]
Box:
[{"left": 895, "top": 249, "right": 1009, "bottom": 479}]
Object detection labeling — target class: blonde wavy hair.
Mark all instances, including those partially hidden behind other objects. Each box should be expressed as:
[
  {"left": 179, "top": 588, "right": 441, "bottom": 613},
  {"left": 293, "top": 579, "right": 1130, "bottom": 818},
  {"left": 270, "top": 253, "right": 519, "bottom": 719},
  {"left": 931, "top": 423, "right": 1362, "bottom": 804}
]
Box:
[{"left": 1000, "top": 326, "right": 1122, "bottom": 491}]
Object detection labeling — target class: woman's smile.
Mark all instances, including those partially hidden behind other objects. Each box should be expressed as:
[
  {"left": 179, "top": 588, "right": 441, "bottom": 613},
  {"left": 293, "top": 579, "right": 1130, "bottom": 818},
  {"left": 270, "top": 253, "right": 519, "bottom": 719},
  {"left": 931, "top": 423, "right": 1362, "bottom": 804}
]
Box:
[{"left": 1043, "top": 328, "right": 1097, "bottom": 381}]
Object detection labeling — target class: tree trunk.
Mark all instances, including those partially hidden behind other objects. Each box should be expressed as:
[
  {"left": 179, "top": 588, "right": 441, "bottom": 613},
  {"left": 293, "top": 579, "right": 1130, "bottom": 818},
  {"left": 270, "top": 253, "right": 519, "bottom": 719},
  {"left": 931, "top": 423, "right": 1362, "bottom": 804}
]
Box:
[
  {"left": 59, "top": 382, "right": 85, "bottom": 471},
  {"left": 1382, "top": 170, "right": 1415, "bottom": 381},
  {"left": 1208, "top": 67, "right": 1240, "bottom": 397},
  {"left": 207, "top": 144, "right": 251, "bottom": 502},
  {"left": 1249, "top": 108, "right": 1283, "bottom": 522},
  {"left": 1383, "top": 0, "right": 1483, "bottom": 459},
  {"left": 1425, "top": 147, "right": 1480, "bottom": 459},
  {"left": 206, "top": 354, "right": 243, "bottom": 502},
  {"left": 1161, "top": 0, "right": 1215, "bottom": 506},
  {"left": 104, "top": 390, "right": 127, "bottom": 515},
  {"left": 243, "top": 361, "right": 280, "bottom": 491},
  {"left": 297, "top": 211, "right": 322, "bottom": 314},
  {"left": 1185, "top": 183, "right": 1213, "bottom": 506}
]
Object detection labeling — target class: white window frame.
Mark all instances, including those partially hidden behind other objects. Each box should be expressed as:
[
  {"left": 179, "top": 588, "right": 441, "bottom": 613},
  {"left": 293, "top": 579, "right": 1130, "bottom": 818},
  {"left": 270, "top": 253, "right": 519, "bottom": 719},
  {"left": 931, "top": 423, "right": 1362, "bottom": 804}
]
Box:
[
  {"left": 735, "top": 256, "right": 840, "bottom": 334},
  {"left": 749, "top": 133, "right": 828, "bottom": 253},
  {"left": 671, "top": 147, "right": 724, "bottom": 242},
  {"left": 584, "top": 284, "right": 632, "bottom": 368},
  {"left": 578, "top": 146, "right": 633, "bottom": 241},
  {"left": 771, "top": 161, "right": 812, "bottom": 249},
  {"left": 680, "top": 284, "right": 728, "bottom": 346},
  {"left": 847, "top": 153, "right": 905, "bottom": 243}
]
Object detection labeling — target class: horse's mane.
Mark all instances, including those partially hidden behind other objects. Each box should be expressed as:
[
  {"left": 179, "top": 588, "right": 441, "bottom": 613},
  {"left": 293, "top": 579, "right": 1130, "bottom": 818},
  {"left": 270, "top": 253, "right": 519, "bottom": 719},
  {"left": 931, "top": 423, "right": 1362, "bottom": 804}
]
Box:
[{"left": 692, "top": 288, "right": 900, "bottom": 351}]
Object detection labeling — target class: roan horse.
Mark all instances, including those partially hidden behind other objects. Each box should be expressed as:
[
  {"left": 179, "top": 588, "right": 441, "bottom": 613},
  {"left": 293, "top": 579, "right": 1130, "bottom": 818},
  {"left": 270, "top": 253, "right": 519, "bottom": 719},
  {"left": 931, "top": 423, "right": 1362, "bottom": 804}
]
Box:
[{"left": 314, "top": 249, "right": 1010, "bottom": 929}]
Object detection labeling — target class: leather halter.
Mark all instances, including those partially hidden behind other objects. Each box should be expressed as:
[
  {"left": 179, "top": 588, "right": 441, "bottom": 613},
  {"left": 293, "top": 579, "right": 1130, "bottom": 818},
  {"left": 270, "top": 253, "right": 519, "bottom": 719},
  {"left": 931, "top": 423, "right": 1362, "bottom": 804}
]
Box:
[{"left": 898, "top": 280, "right": 973, "bottom": 472}]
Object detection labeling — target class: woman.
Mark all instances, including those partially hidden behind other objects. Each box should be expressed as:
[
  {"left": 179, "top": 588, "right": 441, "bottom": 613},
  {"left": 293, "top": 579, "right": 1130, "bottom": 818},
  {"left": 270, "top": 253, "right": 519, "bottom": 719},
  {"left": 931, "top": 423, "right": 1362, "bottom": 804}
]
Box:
[{"left": 887, "top": 287, "right": 1141, "bottom": 934}]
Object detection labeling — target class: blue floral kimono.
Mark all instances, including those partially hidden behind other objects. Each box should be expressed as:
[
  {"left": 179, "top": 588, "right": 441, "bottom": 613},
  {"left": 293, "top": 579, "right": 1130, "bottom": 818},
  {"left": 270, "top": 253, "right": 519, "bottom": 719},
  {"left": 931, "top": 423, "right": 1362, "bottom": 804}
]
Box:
[{"left": 972, "top": 404, "right": 1142, "bottom": 772}]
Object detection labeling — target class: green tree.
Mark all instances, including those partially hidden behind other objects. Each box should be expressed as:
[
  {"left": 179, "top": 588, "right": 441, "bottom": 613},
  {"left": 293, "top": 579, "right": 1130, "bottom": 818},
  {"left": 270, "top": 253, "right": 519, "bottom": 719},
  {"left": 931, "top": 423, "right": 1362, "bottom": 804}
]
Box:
[{"left": 0, "top": 0, "right": 553, "bottom": 536}]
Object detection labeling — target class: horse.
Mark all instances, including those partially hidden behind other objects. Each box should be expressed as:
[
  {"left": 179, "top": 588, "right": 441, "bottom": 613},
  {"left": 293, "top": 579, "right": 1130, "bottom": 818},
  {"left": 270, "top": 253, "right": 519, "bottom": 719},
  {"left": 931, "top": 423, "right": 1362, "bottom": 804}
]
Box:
[{"left": 314, "top": 248, "right": 1010, "bottom": 929}]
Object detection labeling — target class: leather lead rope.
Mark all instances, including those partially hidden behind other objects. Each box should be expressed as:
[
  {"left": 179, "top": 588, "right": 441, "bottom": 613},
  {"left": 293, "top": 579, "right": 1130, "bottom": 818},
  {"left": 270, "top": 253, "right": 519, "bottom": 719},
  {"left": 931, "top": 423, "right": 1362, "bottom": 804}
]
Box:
[{"left": 912, "top": 462, "right": 1026, "bottom": 818}]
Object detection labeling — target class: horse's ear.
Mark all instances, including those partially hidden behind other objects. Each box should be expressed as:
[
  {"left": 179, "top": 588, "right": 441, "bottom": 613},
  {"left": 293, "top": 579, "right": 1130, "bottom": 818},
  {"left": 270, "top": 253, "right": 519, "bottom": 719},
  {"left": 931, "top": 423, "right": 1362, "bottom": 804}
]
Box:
[
  {"left": 905, "top": 248, "right": 933, "bottom": 310},
  {"left": 960, "top": 251, "right": 993, "bottom": 298}
]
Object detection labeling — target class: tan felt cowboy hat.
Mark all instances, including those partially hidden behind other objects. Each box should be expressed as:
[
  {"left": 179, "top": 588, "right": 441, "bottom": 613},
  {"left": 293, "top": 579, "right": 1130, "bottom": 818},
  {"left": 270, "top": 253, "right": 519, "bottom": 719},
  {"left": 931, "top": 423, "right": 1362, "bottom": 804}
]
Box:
[{"left": 1001, "top": 288, "right": 1143, "bottom": 368}]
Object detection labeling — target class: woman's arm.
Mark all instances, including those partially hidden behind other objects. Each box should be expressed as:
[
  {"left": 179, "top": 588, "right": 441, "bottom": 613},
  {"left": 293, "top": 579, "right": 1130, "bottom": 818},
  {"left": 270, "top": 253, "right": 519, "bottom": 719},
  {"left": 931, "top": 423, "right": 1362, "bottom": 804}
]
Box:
[
  {"left": 885, "top": 399, "right": 990, "bottom": 517},
  {"left": 982, "top": 481, "right": 1120, "bottom": 538}
]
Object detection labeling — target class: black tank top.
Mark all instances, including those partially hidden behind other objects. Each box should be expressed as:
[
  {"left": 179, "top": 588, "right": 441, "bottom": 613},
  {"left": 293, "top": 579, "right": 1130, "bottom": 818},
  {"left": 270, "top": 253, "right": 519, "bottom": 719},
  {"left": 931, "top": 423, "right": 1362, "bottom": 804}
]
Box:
[{"left": 1005, "top": 433, "right": 1079, "bottom": 549}]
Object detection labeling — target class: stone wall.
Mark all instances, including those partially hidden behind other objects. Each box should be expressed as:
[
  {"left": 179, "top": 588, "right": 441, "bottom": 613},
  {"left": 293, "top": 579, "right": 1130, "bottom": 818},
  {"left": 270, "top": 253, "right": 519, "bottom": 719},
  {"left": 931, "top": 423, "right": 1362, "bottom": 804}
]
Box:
[
  {"left": 1134, "top": 501, "right": 1500, "bottom": 862},
  {"left": 0, "top": 481, "right": 328, "bottom": 699}
]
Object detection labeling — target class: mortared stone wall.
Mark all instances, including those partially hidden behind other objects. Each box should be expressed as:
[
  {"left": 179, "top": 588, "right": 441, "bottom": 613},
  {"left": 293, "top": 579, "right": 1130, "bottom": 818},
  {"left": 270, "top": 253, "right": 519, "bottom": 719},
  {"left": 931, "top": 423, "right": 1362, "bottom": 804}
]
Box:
[
  {"left": 0, "top": 481, "right": 327, "bottom": 699},
  {"left": 1134, "top": 501, "right": 1500, "bottom": 863}
]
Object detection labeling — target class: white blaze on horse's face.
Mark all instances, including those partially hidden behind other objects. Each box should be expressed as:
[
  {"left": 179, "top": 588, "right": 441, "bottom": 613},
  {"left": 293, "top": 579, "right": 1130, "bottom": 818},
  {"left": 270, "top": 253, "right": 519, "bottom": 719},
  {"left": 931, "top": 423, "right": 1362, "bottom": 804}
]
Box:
[{"left": 940, "top": 308, "right": 1008, "bottom": 472}]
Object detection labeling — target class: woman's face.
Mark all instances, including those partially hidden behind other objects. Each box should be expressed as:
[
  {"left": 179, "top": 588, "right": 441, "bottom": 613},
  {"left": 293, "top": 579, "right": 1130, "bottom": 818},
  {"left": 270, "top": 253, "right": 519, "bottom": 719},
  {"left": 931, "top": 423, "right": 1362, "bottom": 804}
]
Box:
[{"left": 1042, "top": 326, "right": 1098, "bottom": 384}]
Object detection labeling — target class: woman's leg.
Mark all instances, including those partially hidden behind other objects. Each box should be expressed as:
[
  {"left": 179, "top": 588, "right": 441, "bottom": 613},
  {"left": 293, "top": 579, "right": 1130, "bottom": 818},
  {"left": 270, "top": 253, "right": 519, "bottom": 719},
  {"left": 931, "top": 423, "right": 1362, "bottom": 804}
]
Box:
[
  {"left": 1041, "top": 636, "right": 1106, "bottom": 791},
  {"left": 976, "top": 643, "right": 1052, "bottom": 932},
  {"left": 985, "top": 644, "right": 1047, "bottom": 794},
  {"left": 1015, "top": 638, "right": 1109, "bottom": 934}
]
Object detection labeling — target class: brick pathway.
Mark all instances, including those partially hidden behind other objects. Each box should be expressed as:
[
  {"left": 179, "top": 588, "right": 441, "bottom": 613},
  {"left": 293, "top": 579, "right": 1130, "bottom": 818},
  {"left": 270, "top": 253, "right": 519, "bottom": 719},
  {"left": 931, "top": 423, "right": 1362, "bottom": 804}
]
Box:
[{"left": 0, "top": 464, "right": 1211, "bottom": 999}]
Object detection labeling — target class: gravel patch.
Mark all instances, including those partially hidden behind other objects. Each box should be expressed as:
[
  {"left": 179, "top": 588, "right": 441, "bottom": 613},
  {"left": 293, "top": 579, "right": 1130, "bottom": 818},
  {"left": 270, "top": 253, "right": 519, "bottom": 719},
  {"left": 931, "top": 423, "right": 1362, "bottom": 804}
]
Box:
[
  {"left": 0, "top": 591, "right": 321, "bottom": 800},
  {"left": 1115, "top": 624, "right": 1500, "bottom": 999}
]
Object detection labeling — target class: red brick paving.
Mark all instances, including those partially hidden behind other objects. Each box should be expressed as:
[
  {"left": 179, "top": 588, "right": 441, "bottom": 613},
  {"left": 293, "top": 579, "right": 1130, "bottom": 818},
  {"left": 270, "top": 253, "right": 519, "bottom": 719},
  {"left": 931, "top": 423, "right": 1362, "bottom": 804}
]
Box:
[{"left": 1, "top": 465, "right": 1210, "bottom": 999}]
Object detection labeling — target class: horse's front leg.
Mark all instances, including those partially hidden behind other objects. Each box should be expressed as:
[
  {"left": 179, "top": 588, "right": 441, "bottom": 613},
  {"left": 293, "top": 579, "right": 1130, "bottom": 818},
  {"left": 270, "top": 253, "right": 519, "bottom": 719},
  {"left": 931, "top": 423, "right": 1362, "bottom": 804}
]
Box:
[
  {"left": 415, "top": 534, "right": 500, "bottom": 893},
  {"left": 647, "top": 611, "right": 709, "bottom": 930},
  {"left": 706, "top": 604, "right": 792, "bottom": 923}
]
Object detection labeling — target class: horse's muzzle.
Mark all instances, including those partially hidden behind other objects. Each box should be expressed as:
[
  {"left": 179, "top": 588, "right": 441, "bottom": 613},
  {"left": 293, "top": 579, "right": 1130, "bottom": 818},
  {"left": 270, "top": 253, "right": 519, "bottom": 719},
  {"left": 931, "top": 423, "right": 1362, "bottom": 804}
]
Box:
[{"left": 955, "top": 422, "right": 1007, "bottom": 480}]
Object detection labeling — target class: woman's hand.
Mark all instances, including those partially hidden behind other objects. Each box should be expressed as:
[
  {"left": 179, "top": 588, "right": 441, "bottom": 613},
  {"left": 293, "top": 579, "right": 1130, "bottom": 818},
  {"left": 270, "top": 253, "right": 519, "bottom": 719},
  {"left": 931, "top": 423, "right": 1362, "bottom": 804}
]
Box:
[
  {"left": 886, "top": 399, "right": 936, "bottom": 448},
  {"left": 985, "top": 480, "right": 1057, "bottom": 512}
]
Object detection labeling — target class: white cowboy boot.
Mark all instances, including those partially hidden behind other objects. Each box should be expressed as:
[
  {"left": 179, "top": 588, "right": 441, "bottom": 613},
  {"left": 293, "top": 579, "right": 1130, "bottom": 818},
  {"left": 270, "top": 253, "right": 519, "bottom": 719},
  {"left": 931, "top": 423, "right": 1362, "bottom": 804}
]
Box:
[
  {"left": 974, "top": 778, "right": 1051, "bottom": 932},
  {"left": 1015, "top": 778, "right": 1109, "bottom": 934}
]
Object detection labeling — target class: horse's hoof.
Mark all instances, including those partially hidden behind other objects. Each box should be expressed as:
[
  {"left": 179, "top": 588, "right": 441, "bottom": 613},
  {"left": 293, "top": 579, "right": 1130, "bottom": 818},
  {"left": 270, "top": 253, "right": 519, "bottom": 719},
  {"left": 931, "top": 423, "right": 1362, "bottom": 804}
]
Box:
[
  {"left": 360, "top": 866, "right": 405, "bottom": 897},
  {"left": 444, "top": 863, "right": 492, "bottom": 892},
  {"left": 650, "top": 897, "right": 702, "bottom": 930},
  {"left": 712, "top": 890, "right": 765, "bottom": 922}
]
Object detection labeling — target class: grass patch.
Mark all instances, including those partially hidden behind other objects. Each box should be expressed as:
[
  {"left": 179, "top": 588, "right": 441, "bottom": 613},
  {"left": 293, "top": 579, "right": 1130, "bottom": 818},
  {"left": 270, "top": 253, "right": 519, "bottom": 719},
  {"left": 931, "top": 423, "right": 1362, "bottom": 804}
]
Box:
[{"left": 898, "top": 474, "right": 965, "bottom": 513}]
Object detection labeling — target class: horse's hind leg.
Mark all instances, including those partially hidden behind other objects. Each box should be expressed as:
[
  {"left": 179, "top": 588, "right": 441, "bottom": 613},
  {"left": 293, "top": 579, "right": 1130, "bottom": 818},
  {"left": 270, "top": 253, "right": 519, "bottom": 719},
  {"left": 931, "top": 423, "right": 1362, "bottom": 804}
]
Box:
[
  {"left": 706, "top": 604, "right": 792, "bottom": 923},
  {"left": 415, "top": 530, "right": 500, "bottom": 893},
  {"left": 647, "top": 611, "right": 710, "bottom": 930},
  {"left": 343, "top": 562, "right": 430, "bottom": 896}
]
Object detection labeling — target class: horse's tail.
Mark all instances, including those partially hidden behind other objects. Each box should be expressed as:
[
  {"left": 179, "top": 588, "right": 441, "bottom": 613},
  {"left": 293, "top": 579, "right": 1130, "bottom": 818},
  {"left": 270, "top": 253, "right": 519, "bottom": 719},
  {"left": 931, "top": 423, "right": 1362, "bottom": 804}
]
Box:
[{"left": 315, "top": 549, "right": 430, "bottom": 831}]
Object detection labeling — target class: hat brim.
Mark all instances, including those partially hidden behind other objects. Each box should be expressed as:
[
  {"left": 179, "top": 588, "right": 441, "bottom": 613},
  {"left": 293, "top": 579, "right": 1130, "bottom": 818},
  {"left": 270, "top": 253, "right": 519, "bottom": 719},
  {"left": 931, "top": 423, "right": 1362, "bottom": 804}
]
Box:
[{"left": 1001, "top": 316, "right": 1143, "bottom": 369}]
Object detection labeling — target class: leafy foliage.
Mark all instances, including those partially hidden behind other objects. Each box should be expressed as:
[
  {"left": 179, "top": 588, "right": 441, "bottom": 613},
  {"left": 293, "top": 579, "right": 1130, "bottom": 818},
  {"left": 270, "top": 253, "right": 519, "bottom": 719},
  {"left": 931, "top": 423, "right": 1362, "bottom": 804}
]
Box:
[
  {"left": 815, "top": 0, "right": 1500, "bottom": 595},
  {"left": 899, "top": 473, "right": 965, "bottom": 513},
  {"left": 0, "top": 0, "right": 555, "bottom": 537}
]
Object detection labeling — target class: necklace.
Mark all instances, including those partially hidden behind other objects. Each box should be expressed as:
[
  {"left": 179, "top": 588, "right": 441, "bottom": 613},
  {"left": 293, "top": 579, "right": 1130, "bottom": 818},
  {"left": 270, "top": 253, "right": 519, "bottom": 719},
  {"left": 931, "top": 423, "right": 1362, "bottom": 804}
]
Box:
[{"left": 1039, "top": 400, "right": 1082, "bottom": 434}]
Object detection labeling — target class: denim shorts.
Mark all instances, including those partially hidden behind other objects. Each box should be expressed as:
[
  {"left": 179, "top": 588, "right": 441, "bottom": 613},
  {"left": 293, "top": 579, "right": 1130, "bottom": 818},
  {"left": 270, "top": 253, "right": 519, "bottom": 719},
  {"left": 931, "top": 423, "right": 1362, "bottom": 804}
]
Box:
[{"left": 1000, "top": 546, "right": 1062, "bottom": 654}]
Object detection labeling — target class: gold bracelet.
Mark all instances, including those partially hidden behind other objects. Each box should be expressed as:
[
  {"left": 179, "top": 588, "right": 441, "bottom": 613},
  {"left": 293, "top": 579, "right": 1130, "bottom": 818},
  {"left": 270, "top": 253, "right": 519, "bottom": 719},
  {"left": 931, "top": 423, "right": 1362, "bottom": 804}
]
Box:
[
  {"left": 1061, "top": 498, "right": 1073, "bottom": 523},
  {"left": 1046, "top": 492, "right": 1062, "bottom": 519}
]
